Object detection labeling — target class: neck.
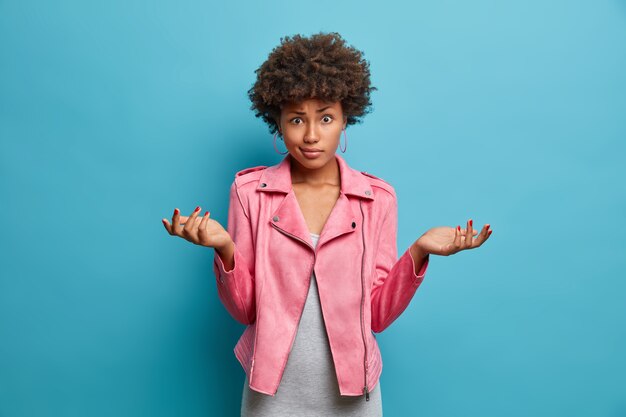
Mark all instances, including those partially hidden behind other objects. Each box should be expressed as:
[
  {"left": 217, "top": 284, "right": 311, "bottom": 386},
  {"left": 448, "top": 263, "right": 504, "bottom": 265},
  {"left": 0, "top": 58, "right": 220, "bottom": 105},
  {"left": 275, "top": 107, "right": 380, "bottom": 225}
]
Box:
[{"left": 289, "top": 154, "right": 340, "bottom": 187}]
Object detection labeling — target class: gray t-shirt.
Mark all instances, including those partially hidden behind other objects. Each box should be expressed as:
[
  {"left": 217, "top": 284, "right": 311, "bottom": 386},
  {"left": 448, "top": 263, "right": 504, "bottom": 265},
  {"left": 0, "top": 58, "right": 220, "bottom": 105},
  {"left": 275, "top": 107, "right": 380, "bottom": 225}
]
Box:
[{"left": 240, "top": 232, "right": 383, "bottom": 416}]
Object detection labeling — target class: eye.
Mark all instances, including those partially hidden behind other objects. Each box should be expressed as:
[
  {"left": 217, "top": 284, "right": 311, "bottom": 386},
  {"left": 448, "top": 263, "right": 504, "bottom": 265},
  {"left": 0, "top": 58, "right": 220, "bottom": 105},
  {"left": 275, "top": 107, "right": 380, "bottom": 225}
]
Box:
[
  {"left": 322, "top": 115, "right": 333, "bottom": 123},
  {"left": 290, "top": 117, "right": 303, "bottom": 125}
]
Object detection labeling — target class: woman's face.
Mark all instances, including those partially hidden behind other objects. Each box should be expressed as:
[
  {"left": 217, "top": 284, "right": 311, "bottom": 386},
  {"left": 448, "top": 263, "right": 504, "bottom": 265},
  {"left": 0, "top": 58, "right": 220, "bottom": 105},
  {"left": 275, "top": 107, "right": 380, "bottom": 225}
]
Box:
[{"left": 277, "top": 98, "right": 347, "bottom": 171}]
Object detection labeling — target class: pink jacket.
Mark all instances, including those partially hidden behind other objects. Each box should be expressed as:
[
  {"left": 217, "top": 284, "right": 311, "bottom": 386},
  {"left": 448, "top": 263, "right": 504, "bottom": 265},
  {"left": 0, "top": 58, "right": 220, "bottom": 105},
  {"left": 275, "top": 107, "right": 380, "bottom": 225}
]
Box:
[{"left": 213, "top": 153, "right": 430, "bottom": 399}]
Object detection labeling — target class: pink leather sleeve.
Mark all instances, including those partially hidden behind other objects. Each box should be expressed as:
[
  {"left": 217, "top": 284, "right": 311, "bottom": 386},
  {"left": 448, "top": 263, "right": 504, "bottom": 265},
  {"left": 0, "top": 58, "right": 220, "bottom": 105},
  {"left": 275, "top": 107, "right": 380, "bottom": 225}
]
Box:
[
  {"left": 370, "top": 192, "right": 429, "bottom": 333},
  {"left": 213, "top": 181, "right": 256, "bottom": 325}
]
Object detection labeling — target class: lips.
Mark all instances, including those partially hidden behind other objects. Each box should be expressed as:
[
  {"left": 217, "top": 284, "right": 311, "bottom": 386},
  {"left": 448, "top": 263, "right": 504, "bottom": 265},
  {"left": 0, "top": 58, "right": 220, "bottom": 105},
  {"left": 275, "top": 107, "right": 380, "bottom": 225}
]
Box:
[{"left": 301, "top": 148, "right": 323, "bottom": 159}]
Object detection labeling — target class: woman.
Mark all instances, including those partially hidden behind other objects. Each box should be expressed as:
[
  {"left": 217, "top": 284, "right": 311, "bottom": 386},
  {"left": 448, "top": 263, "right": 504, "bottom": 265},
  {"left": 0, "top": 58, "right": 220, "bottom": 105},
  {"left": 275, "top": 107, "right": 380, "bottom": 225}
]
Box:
[{"left": 162, "top": 32, "right": 492, "bottom": 417}]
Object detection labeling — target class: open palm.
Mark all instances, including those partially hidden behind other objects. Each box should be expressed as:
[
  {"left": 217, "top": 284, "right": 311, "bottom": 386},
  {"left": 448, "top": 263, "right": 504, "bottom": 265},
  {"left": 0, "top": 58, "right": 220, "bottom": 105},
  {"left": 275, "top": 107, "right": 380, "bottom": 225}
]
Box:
[
  {"left": 415, "top": 219, "right": 492, "bottom": 256},
  {"left": 162, "top": 207, "right": 232, "bottom": 249}
]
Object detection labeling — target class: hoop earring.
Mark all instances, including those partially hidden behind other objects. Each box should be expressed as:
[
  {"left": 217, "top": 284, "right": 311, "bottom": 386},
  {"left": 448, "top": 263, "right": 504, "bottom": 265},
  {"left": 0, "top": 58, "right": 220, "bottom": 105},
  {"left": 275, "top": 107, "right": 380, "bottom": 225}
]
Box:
[
  {"left": 273, "top": 131, "right": 288, "bottom": 155},
  {"left": 340, "top": 128, "right": 348, "bottom": 153}
]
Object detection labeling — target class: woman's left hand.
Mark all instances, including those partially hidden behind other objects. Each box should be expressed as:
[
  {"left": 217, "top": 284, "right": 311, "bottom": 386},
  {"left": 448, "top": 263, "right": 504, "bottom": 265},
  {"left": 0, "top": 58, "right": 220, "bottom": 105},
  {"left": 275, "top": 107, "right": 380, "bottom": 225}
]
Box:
[{"left": 414, "top": 219, "right": 492, "bottom": 257}]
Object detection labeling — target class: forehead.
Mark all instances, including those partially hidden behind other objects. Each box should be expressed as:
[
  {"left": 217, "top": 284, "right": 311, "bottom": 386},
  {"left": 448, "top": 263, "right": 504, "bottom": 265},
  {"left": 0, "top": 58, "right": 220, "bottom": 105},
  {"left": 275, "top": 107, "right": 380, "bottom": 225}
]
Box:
[{"left": 282, "top": 98, "right": 342, "bottom": 112}]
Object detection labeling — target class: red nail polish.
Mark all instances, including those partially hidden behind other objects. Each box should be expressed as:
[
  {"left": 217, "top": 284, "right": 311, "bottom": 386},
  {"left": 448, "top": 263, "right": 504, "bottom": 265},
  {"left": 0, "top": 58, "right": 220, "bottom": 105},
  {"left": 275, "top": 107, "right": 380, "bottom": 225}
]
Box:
[
  {"left": 488, "top": 230, "right": 492, "bottom": 235},
  {"left": 174, "top": 208, "right": 179, "bottom": 215},
  {"left": 457, "top": 225, "right": 461, "bottom": 231},
  {"left": 469, "top": 219, "right": 473, "bottom": 227},
  {"left": 204, "top": 211, "right": 209, "bottom": 216}
]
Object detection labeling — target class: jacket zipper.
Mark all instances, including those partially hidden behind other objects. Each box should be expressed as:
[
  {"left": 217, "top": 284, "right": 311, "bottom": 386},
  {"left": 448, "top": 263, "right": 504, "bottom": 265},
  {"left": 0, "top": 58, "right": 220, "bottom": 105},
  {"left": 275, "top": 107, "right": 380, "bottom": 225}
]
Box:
[
  {"left": 270, "top": 217, "right": 368, "bottom": 400},
  {"left": 270, "top": 222, "right": 316, "bottom": 395},
  {"left": 359, "top": 200, "right": 369, "bottom": 401}
]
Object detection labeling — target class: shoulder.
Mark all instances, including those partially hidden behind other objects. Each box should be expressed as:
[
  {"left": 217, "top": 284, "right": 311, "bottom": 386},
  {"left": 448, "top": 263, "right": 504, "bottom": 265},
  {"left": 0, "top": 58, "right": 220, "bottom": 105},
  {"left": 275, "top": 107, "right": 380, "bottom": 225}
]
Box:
[
  {"left": 227, "top": 165, "right": 267, "bottom": 205},
  {"left": 360, "top": 170, "right": 396, "bottom": 200},
  {"left": 227, "top": 165, "right": 268, "bottom": 216},
  {"left": 233, "top": 165, "right": 268, "bottom": 188}
]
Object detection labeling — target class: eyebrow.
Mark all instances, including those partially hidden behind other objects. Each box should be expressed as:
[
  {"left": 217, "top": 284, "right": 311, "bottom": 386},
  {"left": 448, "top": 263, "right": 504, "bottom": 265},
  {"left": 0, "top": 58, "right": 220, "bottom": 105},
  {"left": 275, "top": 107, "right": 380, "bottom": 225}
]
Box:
[{"left": 289, "top": 105, "right": 333, "bottom": 115}]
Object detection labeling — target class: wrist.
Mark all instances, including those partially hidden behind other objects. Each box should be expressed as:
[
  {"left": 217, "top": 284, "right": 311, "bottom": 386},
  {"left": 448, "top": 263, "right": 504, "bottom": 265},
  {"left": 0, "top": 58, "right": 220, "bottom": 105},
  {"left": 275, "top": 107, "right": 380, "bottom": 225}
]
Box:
[
  {"left": 215, "top": 239, "right": 235, "bottom": 255},
  {"left": 410, "top": 242, "right": 429, "bottom": 260}
]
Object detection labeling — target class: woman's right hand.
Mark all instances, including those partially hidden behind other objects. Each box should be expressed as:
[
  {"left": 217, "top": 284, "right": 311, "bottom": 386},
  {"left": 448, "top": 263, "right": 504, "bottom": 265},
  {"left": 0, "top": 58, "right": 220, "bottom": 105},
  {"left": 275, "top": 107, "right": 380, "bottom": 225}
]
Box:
[{"left": 162, "top": 206, "right": 233, "bottom": 252}]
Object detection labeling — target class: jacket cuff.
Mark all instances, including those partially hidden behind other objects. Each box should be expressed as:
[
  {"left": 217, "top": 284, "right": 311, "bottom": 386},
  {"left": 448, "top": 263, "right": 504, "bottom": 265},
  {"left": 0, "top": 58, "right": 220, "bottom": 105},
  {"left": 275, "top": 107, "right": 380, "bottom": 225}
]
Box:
[
  {"left": 406, "top": 247, "right": 429, "bottom": 283},
  {"left": 213, "top": 244, "right": 239, "bottom": 283}
]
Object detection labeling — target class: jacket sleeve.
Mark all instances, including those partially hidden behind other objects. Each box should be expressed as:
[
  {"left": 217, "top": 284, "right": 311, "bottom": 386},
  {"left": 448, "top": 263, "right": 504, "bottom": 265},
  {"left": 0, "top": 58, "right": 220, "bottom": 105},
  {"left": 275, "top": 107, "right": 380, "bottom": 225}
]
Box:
[
  {"left": 370, "top": 192, "right": 429, "bottom": 333},
  {"left": 212, "top": 180, "right": 256, "bottom": 325}
]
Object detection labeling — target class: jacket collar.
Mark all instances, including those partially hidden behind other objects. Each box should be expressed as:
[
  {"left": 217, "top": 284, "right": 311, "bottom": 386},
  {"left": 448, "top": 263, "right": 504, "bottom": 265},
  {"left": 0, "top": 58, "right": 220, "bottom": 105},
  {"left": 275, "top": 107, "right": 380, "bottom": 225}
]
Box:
[{"left": 256, "top": 153, "right": 374, "bottom": 201}]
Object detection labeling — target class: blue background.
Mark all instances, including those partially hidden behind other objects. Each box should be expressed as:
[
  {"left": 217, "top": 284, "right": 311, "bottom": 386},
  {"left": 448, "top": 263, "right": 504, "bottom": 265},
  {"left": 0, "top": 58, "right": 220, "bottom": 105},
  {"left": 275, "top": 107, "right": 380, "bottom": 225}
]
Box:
[{"left": 1, "top": 0, "right": 625, "bottom": 416}]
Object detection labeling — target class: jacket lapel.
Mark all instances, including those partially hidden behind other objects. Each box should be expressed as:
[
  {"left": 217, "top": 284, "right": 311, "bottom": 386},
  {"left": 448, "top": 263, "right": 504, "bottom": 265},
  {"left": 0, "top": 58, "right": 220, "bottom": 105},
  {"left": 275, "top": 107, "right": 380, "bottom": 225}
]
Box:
[
  {"left": 259, "top": 153, "right": 375, "bottom": 249},
  {"left": 315, "top": 192, "right": 358, "bottom": 248},
  {"left": 270, "top": 189, "right": 314, "bottom": 248}
]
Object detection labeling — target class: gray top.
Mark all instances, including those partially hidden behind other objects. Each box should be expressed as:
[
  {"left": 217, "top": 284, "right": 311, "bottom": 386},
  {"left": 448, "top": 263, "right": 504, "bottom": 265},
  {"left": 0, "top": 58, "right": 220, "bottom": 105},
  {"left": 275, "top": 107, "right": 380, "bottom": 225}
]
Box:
[{"left": 240, "top": 232, "right": 383, "bottom": 417}]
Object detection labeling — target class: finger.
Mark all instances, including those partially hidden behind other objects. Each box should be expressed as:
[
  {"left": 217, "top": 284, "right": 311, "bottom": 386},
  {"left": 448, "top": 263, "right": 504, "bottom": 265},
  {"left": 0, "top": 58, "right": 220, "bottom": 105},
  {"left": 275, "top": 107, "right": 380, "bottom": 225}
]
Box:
[
  {"left": 460, "top": 229, "right": 478, "bottom": 236},
  {"left": 454, "top": 225, "right": 462, "bottom": 252},
  {"left": 198, "top": 211, "right": 210, "bottom": 243},
  {"left": 183, "top": 206, "right": 201, "bottom": 235},
  {"left": 162, "top": 218, "right": 172, "bottom": 234},
  {"left": 193, "top": 216, "right": 204, "bottom": 231},
  {"left": 171, "top": 208, "right": 182, "bottom": 235},
  {"left": 465, "top": 219, "right": 473, "bottom": 247},
  {"left": 472, "top": 224, "right": 489, "bottom": 247}
]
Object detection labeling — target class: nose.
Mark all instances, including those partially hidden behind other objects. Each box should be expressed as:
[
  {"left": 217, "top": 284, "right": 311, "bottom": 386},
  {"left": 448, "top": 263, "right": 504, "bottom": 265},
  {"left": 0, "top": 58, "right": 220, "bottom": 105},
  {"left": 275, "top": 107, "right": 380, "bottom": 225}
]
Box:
[{"left": 304, "top": 122, "right": 318, "bottom": 143}]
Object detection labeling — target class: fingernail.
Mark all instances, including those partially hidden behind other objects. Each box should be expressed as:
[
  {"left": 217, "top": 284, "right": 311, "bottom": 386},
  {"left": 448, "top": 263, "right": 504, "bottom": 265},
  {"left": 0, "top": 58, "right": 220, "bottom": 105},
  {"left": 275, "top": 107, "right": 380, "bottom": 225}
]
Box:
[
  {"left": 457, "top": 225, "right": 461, "bottom": 231},
  {"left": 204, "top": 211, "right": 209, "bottom": 216},
  {"left": 469, "top": 219, "right": 473, "bottom": 227},
  {"left": 488, "top": 230, "right": 493, "bottom": 235},
  {"left": 195, "top": 206, "right": 200, "bottom": 212},
  {"left": 174, "top": 208, "right": 179, "bottom": 215},
  {"left": 486, "top": 224, "right": 490, "bottom": 229}
]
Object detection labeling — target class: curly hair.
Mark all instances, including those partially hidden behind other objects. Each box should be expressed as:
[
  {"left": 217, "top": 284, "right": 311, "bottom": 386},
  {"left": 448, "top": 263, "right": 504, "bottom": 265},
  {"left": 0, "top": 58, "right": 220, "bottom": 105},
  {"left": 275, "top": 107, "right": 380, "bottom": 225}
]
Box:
[{"left": 247, "top": 32, "right": 377, "bottom": 136}]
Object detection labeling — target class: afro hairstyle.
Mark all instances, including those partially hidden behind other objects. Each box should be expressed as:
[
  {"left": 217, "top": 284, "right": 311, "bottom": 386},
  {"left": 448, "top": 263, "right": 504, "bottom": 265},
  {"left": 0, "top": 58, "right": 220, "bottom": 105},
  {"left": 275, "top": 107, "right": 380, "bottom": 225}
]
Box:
[{"left": 247, "top": 31, "right": 377, "bottom": 136}]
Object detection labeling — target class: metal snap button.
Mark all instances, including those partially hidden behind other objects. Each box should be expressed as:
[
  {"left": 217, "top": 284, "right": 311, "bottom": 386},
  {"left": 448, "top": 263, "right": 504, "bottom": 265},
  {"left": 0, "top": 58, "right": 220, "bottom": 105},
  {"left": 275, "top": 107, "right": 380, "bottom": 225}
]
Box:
[
  {"left": 364, "top": 190, "right": 371, "bottom": 196},
  {"left": 260, "top": 183, "right": 267, "bottom": 188},
  {"left": 273, "top": 216, "right": 279, "bottom": 222},
  {"left": 351, "top": 221, "right": 356, "bottom": 228}
]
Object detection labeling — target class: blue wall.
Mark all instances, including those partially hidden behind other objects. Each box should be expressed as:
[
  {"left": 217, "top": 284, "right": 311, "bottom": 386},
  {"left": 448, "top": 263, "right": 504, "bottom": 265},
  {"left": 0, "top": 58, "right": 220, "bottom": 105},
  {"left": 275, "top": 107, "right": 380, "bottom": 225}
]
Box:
[{"left": 1, "top": 0, "right": 625, "bottom": 416}]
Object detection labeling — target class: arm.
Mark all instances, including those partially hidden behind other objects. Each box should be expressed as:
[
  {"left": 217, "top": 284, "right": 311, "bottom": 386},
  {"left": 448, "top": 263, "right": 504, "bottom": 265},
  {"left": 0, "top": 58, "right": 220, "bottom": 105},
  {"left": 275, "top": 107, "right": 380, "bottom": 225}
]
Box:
[
  {"left": 212, "top": 181, "right": 256, "bottom": 325},
  {"left": 370, "top": 193, "right": 429, "bottom": 333}
]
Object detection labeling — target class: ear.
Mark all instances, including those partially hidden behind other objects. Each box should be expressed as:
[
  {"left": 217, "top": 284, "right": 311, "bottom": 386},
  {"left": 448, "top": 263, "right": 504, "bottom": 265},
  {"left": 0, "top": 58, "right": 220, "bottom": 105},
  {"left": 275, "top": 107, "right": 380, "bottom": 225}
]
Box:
[{"left": 343, "top": 115, "right": 347, "bottom": 130}]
